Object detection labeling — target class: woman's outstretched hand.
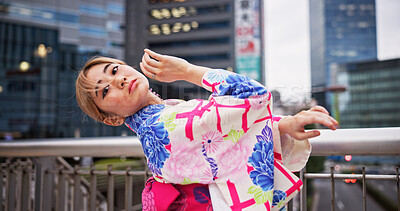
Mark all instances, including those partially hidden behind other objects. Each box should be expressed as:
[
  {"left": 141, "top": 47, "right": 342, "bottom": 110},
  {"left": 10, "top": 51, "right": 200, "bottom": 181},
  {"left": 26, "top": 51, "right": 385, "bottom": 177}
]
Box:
[
  {"left": 278, "top": 106, "right": 339, "bottom": 140},
  {"left": 140, "top": 49, "right": 210, "bottom": 86}
]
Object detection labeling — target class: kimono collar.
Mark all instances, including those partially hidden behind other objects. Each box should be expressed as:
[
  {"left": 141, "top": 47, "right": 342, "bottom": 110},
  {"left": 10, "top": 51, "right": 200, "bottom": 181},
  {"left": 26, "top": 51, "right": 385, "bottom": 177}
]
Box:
[{"left": 125, "top": 104, "right": 165, "bottom": 133}]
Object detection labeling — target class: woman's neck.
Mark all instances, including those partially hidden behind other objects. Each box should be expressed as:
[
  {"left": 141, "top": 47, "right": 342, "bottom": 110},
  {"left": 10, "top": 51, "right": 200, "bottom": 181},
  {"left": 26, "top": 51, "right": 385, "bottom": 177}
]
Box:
[{"left": 146, "top": 90, "right": 163, "bottom": 105}]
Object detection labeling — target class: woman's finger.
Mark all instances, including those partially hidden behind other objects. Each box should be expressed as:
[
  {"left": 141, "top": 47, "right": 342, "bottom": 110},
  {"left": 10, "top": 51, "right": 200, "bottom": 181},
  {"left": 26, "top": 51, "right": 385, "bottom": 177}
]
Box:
[
  {"left": 304, "top": 130, "right": 321, "bottom": 139},
  {"left": 143, "top": 52, "right": 160, "bottom": 68},
  {"left": 139, "top": 62, "right": 151, "bottom": 77},
  {"left": 141, "top": 59, "right": 158, "bottom": 73},
  {"left": 142, "top": 53, "right": 158, "bottom": 68},
  {"left": 144, "top": 49, "right": 163, "bottom": 61},
  {"left": 299, "top": 113, "right": 337, "bottom": 130},
  {"left": 294, "top": 130, "right": 320, "bottom": 140},
  {"left": 309, "top": 105, "right": 329, "bottom": 115},
  {"left": 140, "top": 62, "right": 157, "bottom": 79}
]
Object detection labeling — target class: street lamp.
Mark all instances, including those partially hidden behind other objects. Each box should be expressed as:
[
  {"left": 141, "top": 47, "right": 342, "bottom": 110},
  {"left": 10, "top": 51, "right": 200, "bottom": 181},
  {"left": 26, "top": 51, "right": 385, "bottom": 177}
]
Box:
[
  {"left": 36, "top": 44, "right": 52, "bottom": 58},
  {"left": 19, "top": 61, "right": 30, "bottom": 72}
]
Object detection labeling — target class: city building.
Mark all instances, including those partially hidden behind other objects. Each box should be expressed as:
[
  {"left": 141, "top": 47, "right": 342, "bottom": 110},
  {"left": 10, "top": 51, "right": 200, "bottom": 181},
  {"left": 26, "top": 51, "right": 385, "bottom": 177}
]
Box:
[
  {"left": 0, "top": 0, "right": 127, "bottom": 139},
  {"left": 0, "top": 0, "right": 125, "bottom": 59},
  {"left": 126, "top": 0, "right": 264, "bottom": 100},
  {"left": 309, "top": 0, "right": 377, "bottom": 113},
  {"left": 337, "top": 58, "right": 400, "bottom": 128}
]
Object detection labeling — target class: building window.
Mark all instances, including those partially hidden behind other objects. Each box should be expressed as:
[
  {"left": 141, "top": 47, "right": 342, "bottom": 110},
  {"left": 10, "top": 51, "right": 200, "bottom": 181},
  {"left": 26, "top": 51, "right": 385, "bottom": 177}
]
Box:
[{"left": 80, "top": 4, "right": 106, "bottom": 17}]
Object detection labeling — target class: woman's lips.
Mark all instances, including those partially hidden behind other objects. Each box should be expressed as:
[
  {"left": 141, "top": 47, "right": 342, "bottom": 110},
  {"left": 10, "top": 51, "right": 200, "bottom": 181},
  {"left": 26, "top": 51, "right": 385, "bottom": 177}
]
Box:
[{"left": 128, "top": 79, "right": 137, "bottom": 94}]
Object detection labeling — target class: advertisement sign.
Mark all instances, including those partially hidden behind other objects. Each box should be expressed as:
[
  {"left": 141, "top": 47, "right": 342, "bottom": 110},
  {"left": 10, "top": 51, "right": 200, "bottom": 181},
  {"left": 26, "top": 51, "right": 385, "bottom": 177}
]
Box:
[{"left": 235, "top": 0, "right": 262, "bottom": 82}]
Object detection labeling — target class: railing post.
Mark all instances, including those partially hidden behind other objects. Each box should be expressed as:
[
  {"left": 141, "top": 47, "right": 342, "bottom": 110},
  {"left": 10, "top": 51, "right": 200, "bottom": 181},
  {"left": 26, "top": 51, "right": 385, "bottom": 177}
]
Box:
[
  {"left": 142, "top": 157, "right": 148, "bottom": 185},
  {"left": 43, "top": 158, "right": 56, "bottom": 211},
  {"left": 0, "top": 164, "right": 3, "bottom": 211},
  {"left": 90, "top": 164, "right": 97, "bottom": 211},
  {"left": 56, "top": 168, "right": 66, "bottom": 211},
  {"left": 32, "top": 158, "right": 43, "bottom": 211},
  {"left": 15, "top": 162, "right": 22, "bottom": 211},
  {"left": 21, "top": 165, "right": 31, "bottom": 211},
  {"left": 125, "top": 167, "right": 133, "bottom": 211},
  {"left": 331, "top": 167, "right": 335, "bottom": 211},
  {"left": 7, "top": 164, "right": 15, "bottom": 211},
  {"left": 107, "top": 165, "right": 114, "bottom": 211},
  {"left": 397, "top": 166, "right": 399, "bottom": 211},
  {"left": 287, "top": 200, "right": 293, "bottom": 211},
  {"left": 74, "top": 165, "right": 81, "bottom": 211},
  {"left": 362, "top": 167, "right": 366, "bottom": 211},
  {"left": 300, "top": 168, "right": 307, "bottom": 211}
]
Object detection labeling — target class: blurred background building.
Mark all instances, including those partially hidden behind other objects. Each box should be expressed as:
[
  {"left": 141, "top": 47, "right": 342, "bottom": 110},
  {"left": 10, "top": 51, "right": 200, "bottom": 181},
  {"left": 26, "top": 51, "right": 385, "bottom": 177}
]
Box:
[
  {"left": 126, "top": 0, "right": 264, "bottom": 100},
  {"left": 337, "top": 58, "right": 400, "bottom": 128},
  {"left": 0, "top": 0, "right": 264, "bottom": 139},
  {"left": 309, "top": 0, "right": 377, "bottom": 115},
  {"left": 0, "top": 0, "right": 127, "bottom": 139}
]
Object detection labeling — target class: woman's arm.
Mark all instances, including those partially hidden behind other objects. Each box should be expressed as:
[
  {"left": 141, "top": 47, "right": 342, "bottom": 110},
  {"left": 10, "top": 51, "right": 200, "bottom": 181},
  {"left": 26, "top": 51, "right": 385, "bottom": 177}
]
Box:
[
  {"left": 141, "top": 49, "right": 267, "bottom": 98},
  {"left": 140, "top": 49, "right": 210, "bottom": 86}
]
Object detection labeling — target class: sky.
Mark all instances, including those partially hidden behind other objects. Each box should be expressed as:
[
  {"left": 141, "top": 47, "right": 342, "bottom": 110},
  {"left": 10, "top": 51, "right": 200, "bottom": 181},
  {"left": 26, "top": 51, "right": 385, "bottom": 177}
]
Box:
[{"left": 264, "top": 0, "right": 400, "bottom": 103}]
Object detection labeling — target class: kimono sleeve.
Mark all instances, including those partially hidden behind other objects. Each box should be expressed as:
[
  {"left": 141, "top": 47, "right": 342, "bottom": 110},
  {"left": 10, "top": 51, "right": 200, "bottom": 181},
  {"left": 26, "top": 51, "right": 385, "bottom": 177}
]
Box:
[
  {"left": 201, "top": 69, "right": 267, "bottom": 98},
  {"left": 272, "top": 116, "right": 312, "bottom": 172}
]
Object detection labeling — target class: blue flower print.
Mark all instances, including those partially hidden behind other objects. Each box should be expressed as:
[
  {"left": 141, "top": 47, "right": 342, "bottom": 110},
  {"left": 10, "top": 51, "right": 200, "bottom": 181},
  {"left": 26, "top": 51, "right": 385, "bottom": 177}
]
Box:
[
  {"left": 218, "top": 74, "right": 267, "bottom": 99},
  {"left": 138, "top": 114, "right": 170, "bottom": 175},
  {"left": 205, "top": 69, "right": 230, "bottom": 83},
  {"left": 126, "top": 104, "right": 164, "bottom": 132},
  {"left": 256, "top": 120, "right": 273, "bottom": 143},
  {"left": 272, "top": 190, "right": 287, "bottom": 207},
  {"left": 125, "top": 104, "right": 170, "bottom": 175},
  {"left": 248, "top": 124, "right": 274, "bottom": 191}
]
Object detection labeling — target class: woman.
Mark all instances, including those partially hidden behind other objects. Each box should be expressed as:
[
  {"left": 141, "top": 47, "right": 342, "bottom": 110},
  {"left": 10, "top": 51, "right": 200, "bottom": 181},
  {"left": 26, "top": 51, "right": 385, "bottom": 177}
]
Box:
[{"left": 76, "top": 49, "right": 338, "bottom": 210}]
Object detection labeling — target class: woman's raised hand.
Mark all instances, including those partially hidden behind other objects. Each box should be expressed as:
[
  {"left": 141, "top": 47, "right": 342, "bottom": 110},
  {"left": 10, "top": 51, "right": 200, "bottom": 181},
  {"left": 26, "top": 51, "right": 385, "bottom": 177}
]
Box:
[
  {"left": 140, "top": 49, "right": 210, "bottom": 86},
  {"left": 140, "top": 49, "right": 191, "bottom": 83},
  {"left": 278, "top": 106, "right": 339, "bottom": 140}
]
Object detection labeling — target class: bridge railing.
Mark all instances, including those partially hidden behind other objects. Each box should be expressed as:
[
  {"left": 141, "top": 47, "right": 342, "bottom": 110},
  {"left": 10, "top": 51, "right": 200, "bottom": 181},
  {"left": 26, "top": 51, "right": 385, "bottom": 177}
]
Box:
[{"left": 1, "top": 127, "right": 399, "bottom": 210}]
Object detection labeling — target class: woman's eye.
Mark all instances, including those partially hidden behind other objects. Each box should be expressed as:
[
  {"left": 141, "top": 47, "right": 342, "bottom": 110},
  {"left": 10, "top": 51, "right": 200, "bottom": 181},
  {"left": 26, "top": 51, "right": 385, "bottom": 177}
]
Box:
[
  {"left": 102, "top": 86, "right": 109, "bottom": 99},
  {"left": 112, "top": 66, "right": 118, "bottom": 75}
]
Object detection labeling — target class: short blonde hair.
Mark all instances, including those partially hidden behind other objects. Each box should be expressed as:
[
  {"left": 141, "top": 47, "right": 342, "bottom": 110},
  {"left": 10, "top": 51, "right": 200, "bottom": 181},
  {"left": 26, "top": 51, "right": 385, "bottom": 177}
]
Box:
[{"left": 75, "top": 56, "right": 127, "bottom": 122}]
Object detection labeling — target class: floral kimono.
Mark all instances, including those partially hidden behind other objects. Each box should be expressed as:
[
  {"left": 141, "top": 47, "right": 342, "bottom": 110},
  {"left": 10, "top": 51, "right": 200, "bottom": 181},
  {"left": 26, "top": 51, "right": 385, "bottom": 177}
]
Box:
[{"left": 125, "top": 69, "right": 311, "bottom": 211}]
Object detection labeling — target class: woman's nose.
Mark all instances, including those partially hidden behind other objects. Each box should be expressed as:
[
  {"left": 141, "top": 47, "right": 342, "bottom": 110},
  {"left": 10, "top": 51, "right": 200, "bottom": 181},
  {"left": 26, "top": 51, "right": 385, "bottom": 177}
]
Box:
[{"left": 116, "top": 76, "right": 127, "bottom": 89}]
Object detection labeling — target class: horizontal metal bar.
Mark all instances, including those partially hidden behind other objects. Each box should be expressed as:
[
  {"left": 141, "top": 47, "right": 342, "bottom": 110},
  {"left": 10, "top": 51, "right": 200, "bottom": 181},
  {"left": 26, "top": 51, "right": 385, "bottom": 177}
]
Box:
[
  {"left": 310, "top": 127, "right": 400, "bottom": 156},
  {"left": 0, "top": 136, "right": 143, "bottom": 157},
  {"left": 0, "top": 127, "right": 399, "bottom": 157},
  {"left": 304, "top": 173, "right": 400, "bottom": 180},
  {"left": 46, "top": 169, "right": 147, "bottom": 176}
]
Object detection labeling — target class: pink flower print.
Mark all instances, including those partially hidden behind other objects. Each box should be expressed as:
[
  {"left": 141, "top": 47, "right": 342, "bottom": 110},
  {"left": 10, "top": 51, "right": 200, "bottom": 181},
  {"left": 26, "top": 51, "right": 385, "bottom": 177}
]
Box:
[
  {"left": 199, "top": 168, "right": 214, "bottom": 184},
  {"left": 250, "top": 94, "right": 269, "bottom": 110},
  {"left": 216, "top": 135, "right": 253, "bottom": 183},
  {"left": 163, "top": 136, "right": 208, "bottom": 183},
  {"left": 202, "top": 131, "right": 224, "bottom": 154}
]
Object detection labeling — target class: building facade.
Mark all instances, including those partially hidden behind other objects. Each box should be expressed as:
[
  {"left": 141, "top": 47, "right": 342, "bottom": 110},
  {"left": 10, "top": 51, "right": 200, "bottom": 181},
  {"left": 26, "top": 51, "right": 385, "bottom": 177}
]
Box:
[
  {"left": 0, "top": 0, "right": 127, "bottom": 139},
  {"left": 0, "top": 0, "right": 125, "bottom": 59},
  {"left": 126, "top": 0, "right": 264, "bottom": 100},
  {"left": 309, "top": 0, "right": 377, "bottom": 112},
  {"left": 337, "top": 59, "right": 400, "bottom": 128}
]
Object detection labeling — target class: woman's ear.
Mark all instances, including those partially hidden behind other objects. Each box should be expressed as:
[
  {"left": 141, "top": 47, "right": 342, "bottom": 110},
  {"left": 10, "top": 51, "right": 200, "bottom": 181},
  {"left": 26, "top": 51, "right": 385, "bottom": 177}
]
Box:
[{"left": 103, "top": 116, "right": 125, "bottom": 126}]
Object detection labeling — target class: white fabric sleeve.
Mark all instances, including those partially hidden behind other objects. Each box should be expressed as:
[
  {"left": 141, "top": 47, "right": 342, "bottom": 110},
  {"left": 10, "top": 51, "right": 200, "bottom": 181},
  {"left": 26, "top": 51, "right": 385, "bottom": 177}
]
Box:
[{"left": 274, "top": 118, "right": 312, "bottom": 172}]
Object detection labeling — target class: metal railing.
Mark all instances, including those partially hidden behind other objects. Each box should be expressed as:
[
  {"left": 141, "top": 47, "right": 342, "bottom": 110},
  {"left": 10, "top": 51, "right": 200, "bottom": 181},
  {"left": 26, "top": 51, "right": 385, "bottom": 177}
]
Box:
[{"left": 1, "top": 127, "right": 400, "bottom": 211}]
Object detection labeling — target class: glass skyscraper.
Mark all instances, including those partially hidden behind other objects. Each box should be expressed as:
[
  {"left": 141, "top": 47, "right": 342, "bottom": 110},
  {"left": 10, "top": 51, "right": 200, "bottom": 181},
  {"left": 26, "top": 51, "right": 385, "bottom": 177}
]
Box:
[
  {"left": 337, "top": 59, "right": 400, "bottom": 128},
  {"left": 309, "top": 0, "right": 377, "bottom": 113},
  {"left": 0, "top": 0, "right": 127, "bottom": 139}
]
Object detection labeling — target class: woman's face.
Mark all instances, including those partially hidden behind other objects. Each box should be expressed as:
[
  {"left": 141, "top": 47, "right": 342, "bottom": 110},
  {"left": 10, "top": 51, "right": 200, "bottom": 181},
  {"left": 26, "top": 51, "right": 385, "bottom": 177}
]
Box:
[{"left": 86, "top": 63, "right": 150, "bottom": 118}]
